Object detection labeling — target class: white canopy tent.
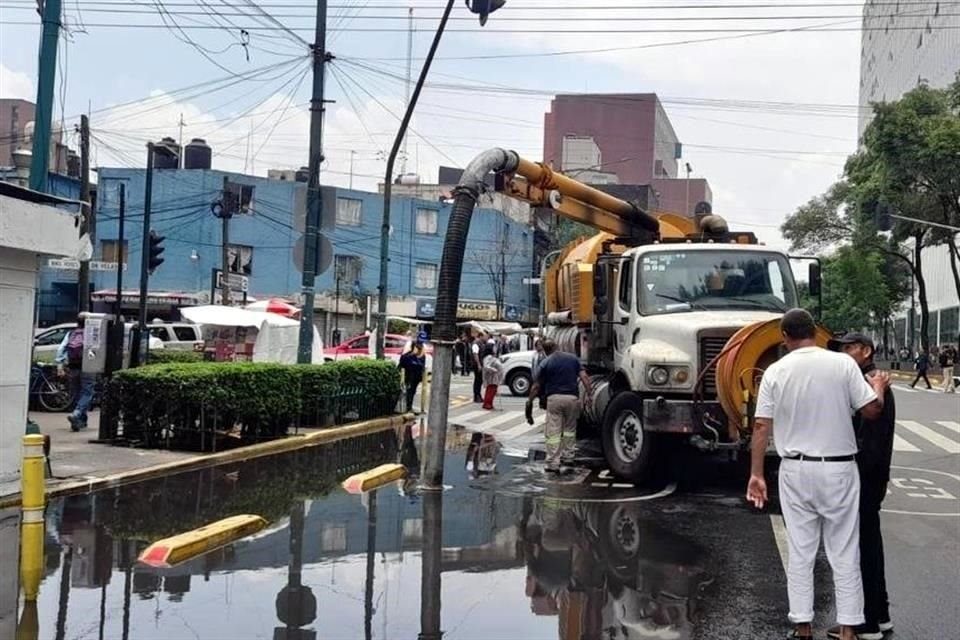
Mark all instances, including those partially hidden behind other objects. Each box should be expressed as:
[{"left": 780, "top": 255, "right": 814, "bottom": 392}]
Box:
[{"left": 180, "top": 305, "right": 323, "bottom": 364}]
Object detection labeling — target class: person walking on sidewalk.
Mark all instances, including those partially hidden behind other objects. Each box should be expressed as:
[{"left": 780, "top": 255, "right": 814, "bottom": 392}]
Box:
[
  {"left": 527, "top": 340, "right": 593, "bottom": 474},
  {"left": 398, "top": 342, "right": 426, "bottom": 413},
  {"left": 746, "top": 309, "right": 889, "bottom": 640},
  {"left": 939, "top": 344, "right": 956, "bottom": 393},
  {"left": 481, "top": 343, "right": 504, "bottom": 410},
  {"left": 55, "top": 315, "right": 95, "bottom": 432},
  {"left": 910, "top": 349, "right": 932, "bottom": 389},
  {"left": 828, "top": 332, "right": 896, "bottom": 640}
]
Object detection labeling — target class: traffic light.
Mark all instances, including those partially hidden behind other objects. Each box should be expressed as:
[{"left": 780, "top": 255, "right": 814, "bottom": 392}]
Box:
[
  {"left": 465, "top": 0, "right": 505, "bottom": 25},
  {"left": 874, "top": 200, "right": 892, "bottom": 232},
  {"left": 148, "top": 230, "right": 165, "bottom": 274}
]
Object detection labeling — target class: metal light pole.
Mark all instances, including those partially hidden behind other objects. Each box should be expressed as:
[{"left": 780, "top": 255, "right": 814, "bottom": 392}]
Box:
[
  {"left": 684, "top": 162, "right": 692, "bottom": 216},
  {"left": 375, "top": 0, "right": 457, "bottom": 359}
]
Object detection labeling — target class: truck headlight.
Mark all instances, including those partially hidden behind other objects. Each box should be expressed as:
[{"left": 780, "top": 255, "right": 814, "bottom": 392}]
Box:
[
  {"left": 648, "top": 366, "right": 670, "bottom": 385},
  {"left": 673, "top": 368, "right": 690, "bottom": 383}
]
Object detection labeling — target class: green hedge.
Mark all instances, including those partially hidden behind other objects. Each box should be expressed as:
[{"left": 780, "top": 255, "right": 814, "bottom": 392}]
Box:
[
  {"left": 104, "top": 359, "right": 401, "bottom": 450},
  {"left": 147, "top": 350, "right": 203, "bottom": 364}
]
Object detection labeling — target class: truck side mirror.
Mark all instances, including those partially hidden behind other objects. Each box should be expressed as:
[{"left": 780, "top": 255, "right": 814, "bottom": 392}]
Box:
[{"left": 808, "top": 262, "right": 821, "bottom": 297}]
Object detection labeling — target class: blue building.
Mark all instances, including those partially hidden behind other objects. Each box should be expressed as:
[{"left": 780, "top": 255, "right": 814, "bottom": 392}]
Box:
[{"left": 35, "top": 167, "right": 537, "bottom": 337}]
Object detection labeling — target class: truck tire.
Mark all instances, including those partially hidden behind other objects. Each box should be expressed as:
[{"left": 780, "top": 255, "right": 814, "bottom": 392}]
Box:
[
  {"left": 601, "top": 392, "right": 656, "bottom": 482},
  {"left": 506, "top": 369, "right": 532, "bottom": 397}
]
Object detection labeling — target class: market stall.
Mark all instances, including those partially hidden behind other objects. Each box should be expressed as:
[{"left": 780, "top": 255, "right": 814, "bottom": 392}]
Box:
[{"left": 179, "top": 305, "right": 323, "bottom": 364}]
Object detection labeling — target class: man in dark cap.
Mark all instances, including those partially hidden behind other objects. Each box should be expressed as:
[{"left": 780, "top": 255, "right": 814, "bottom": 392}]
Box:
[
  {"left": 826, "top": 333, "right": 896, "bottom": 639},
  {"left": 747, "top": 309, "right": 889, "bottom": 640}
]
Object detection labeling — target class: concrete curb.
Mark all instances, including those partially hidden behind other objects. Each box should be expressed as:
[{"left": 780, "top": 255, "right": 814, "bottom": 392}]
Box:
[{"left": 0, "top": 413, "right": 413, "bottom": 509}]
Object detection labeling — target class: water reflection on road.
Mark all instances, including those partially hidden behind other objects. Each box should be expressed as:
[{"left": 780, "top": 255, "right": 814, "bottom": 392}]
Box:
[{"left": 11, "top": 426, "right": 719, "bottom": 640}]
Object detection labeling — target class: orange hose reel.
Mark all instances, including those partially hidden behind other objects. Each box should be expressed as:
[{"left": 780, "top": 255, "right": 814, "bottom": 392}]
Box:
[{"left": 714, "top": 319, "right": 832, "bottom": 440}]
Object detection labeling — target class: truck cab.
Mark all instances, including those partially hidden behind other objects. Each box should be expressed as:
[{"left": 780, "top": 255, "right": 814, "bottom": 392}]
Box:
[{"left": 572, "top": 243, "right": 802, "bottom": 479}]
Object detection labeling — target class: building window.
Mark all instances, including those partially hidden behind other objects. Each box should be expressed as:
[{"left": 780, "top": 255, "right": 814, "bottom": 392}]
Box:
[
  {"left": 939, "top": 307, "right": 959, "bottom": 346},
  {"left": 415, "top": 263, "right": 437, "bottom": 289},
  {"left": 416, "top": 207, "right": 438, "bottom": 234},
  {"left": 334, "top": 254, "right": 362, "bottom": 285},
  {"left": 101, "top": 240, "right": 128, "bottom": 264},
  {"left": 336, "top": 198, "right": 362, "bottom": 226},
  {"left": 225, "top": 181, "right": 255, "bottom": 215},
  {"left": 227, "top": 244, "right": 253, "bottom": 275}
]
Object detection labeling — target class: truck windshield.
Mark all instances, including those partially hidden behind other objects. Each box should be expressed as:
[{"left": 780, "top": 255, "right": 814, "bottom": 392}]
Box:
[{"left": 638, "top": 250, "right": 798, "bottom": 315}]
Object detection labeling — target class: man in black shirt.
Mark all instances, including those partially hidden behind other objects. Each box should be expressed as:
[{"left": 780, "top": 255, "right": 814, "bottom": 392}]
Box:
[{"left": 828, "top": 332, "right": 896, "bottom": 640}]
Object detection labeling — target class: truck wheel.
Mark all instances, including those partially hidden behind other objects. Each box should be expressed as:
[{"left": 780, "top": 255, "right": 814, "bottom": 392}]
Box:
[
  {"left": 601, "top": 392, "right": 655, "bottom": 482},
  {"left": 506, "top": 369, "right": 531, "bottom": 397}
]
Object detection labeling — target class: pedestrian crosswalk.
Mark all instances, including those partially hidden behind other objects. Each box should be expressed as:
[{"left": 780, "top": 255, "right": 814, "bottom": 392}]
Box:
[
  {"left": 448, "top": 406, "right": 960, "bottom": 457},
  {"left": 893, "top": 383, "right": 956, "bottom": 395}
]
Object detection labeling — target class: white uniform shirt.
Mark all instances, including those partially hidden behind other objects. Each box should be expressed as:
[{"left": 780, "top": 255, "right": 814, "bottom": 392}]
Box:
[{"left": 755, "top": 346, "right": 877, "bottom": 458}]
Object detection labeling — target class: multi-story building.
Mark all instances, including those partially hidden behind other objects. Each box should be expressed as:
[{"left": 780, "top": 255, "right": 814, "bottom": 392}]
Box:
[
  {"left": 858, "top": 1, "right": 960, "bottom": 349},
  {"left": 0, "top": 98, "right": 35, "bottom": 167},
  {"left": 36, "top": 166, "right": 537, "bottom": 336},
  {"left": 858, "top": 0, "right": 960, "bottom": 141},
  {"left": 542, "top": 93, "right": 711, "bottom": 216}
]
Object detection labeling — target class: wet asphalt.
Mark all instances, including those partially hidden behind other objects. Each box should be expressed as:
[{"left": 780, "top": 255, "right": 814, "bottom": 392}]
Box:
[{"left": 3, "top": 384, "right": 958, "bottom": 640}]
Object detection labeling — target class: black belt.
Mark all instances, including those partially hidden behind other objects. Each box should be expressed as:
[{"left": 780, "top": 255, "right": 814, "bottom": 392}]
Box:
[{"left": 784, "top": 454, "right": 855, "bottom": 462}]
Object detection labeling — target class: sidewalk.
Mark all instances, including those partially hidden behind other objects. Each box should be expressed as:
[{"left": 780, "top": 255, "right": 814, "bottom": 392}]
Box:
[
  {"left": 0, "top": 410, "right": 198, "bottom": 501},
  {"left": 1, "top": 410, "right": 411, "bottom": 507}
]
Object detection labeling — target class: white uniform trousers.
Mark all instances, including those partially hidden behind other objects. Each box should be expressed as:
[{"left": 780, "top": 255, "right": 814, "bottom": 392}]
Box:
[{"left": 778, "top": 458, "right": 865, "bottom": 626}]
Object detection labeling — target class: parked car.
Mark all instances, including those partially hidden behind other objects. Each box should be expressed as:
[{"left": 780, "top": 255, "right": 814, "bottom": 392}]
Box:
[
  {"left": 499, "top": 350, "right": 535, "bottom": 397},
  {"left": 148, "top": 321, "right": 204, "bottom": 351},
  {"left": 33, "top": 322, "right": 164, "bottom": 363},
  {"left": 324, "top": 333, "right": 433, "bottom": 366}
]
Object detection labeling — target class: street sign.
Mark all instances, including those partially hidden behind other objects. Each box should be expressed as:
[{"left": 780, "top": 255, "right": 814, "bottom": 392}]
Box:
[
  {"left": 292, "top": 234, "right": 333, "bottom": 275},
  {"left": 214, "top": 269, "right": 249, "bottom": 292},
  {"left": 522, "top": 277, "right": 542, "bottom": 285},
  {"left": 47, "top": 258, "right": 127, "bottom": 271}
]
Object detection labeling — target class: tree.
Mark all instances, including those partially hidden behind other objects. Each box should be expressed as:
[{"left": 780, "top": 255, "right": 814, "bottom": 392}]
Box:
[
  {"left": 782, "top": 76, "right": 960, "bottom": 351},
  {"left": 816, "top": 247, "right": 894, "bottom": 333},
  {"left": 467, "top": 221, "right": 527, "bottom": 320}
]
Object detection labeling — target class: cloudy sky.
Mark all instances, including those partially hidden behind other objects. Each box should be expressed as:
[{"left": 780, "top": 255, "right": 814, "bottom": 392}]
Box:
[{"left": 0, "top": 0, "right": 880, "bottom": 249}]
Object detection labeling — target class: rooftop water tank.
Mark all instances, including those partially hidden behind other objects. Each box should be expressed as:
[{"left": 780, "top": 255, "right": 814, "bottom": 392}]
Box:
[
  {"left": 184, "top": 138, "right": 212, "bottom": 170},
  {"left": 154, "top": 137, "right": 180, "bottom": 169}
]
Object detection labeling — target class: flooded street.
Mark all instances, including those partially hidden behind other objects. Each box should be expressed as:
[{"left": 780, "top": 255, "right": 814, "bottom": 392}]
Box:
[{"left": 5, "top": 422, "right": 955, "bottom": 639}]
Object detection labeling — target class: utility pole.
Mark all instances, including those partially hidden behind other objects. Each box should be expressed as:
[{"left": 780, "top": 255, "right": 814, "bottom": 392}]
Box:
[
  {"left": 77, "top": 115, "right": 92, "bottom": 311},
  {"left": 297, "top": 0, "right": 329, "bottom": 364},
  {"left": 177, "top": 113, "right": 186, "bottom": 168},
  {"left": 114, "top": 184, "right": 125, "bottom": 322},
  {"left": 498, "top": 221, "right": 506, "bottom": 320},
  {"left": 349, "top": 150, "right": 356, "bottom": 190},
  {"left": 220, "top": 177, "right": 233, "bottom": 306},
  {"left": 400, "top": 7, "right": 414, "bottom": 176},
  {"left": 376, "top": 0, "right": 457, "bottom": 359},
  {"left": 28, "top": 0, "right": 63, "bottom": 193},
  {"left": 684, "top": 162, "right": 692, "bottom": 216},
  {"left": 131, "top": 144, "right": 156, "bottom": 368}
]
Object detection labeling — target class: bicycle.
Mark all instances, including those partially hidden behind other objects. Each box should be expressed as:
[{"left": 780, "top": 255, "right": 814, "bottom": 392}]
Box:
[{"left": 29, "top": 364, "right": 76, "bottom": 412}]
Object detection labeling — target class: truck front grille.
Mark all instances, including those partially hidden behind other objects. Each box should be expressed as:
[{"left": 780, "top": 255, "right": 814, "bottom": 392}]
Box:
[{"left": 699, "top": 335, "right": 730, "bottom": 396}]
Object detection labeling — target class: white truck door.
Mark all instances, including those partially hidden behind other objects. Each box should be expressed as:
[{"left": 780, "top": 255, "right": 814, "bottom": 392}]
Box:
[{"left": 612, "top": 255, "right": 634, "bottom": 370}]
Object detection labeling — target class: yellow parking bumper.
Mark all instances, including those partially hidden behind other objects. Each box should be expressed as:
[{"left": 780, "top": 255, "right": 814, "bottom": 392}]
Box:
[{"left": 139, "top": 514, "right": 267, "bottom": 568}]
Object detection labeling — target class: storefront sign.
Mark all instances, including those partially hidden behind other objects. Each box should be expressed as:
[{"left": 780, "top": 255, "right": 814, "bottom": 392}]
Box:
[{"left": 416, "top": 298, "right": 523, "bottom": 322}]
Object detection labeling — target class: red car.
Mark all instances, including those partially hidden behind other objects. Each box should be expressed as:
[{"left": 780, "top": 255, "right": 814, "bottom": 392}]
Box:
[{"left": 324, "top": 333, "right": 432, "bottom": 364}]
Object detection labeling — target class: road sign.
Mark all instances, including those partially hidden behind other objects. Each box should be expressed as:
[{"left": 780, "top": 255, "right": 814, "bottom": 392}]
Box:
[
  {"left": 214, "top": 269, "right": 249, "bottom": 293},
  {"left": 292, "top": 233, "right": 333, "bottom": 275},
  {"left": 522, "top": 277, "right": 542, "bottom": 285},
  {"left": 47, "top": 258, "right": 127, "bottom": 271}
]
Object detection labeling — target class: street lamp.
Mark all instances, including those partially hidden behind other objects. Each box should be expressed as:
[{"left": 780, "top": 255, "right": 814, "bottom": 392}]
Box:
[{"left": 375, "top": 0, "right": 505, "bottom": 359}]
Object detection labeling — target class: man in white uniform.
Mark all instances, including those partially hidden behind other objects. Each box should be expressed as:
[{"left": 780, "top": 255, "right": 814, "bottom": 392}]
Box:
[{"left": 746, "top": 309, "right": 889, "bottom": 640}]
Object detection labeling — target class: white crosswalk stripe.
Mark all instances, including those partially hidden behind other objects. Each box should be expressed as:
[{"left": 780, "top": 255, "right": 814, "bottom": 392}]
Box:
[
  {"left": 935, "top": 420, "right": 960, "bottom": 434},
  {"left": 892, "top": 434, "right": 921, "bottom": 452},
  {"left": 897, "top": 420, "right": 960, "bottom": 453},
  {"left": 892, "top": 384, "right": 918, "bottom": 394},
  {"left": 447, "top": 406, "right": 960, "bottom": 456}
]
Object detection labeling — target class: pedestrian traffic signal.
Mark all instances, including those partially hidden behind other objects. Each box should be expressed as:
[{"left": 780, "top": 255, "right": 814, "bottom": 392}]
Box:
[
  {"left": 465, "top": 0, "right": 505, "bottom": 25},
  {"left": 148, "top": 230, "right": 165, "bottom": 274}
]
